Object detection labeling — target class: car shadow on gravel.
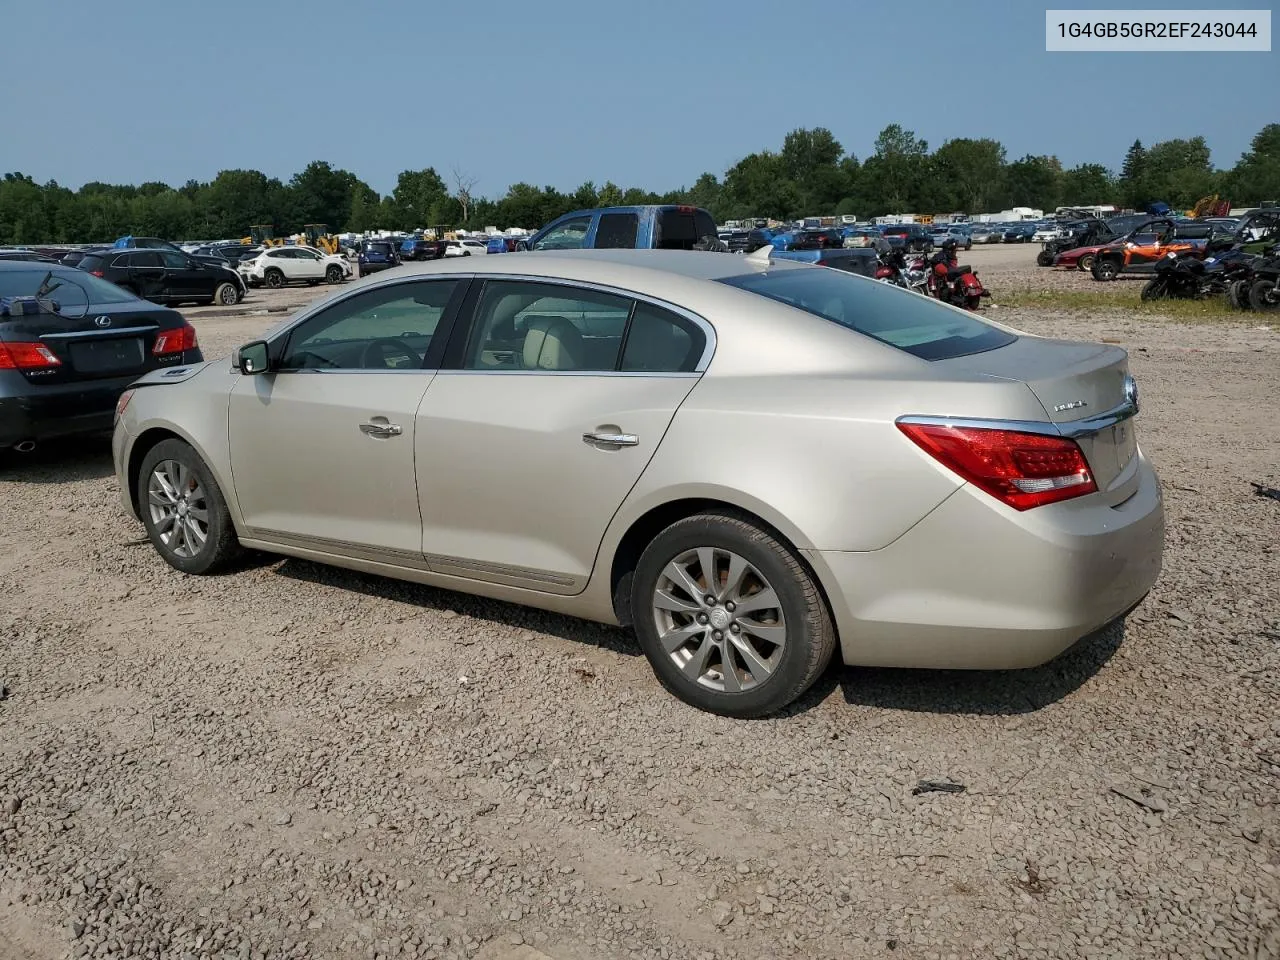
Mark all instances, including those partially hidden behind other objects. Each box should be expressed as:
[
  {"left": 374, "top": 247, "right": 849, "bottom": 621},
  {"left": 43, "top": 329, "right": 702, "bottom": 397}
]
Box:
[
  {"left": 806, "top": 620, "right": 1126, "bottom": 716},
  {"left": 274, "top": 559, "right": 643, "bottom": 658},
  {"left": 0, "top": 438, "right": 114, "bottom": 483}
]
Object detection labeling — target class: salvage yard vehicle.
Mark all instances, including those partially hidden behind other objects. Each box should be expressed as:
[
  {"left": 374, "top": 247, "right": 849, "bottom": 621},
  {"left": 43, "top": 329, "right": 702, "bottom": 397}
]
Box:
[
  {"left": 444, "top": 238, "right": 490, "bottom": 257},
  {"left": 1090, "top": 220, "right": 1213, "bottom": 281},
  {"left": 1, "top": 262, "right": 202, "bottom": 455},
  {"left": 1140, "top": 235, "right": 1253, "bottom": 301},
  {"left": 357, "top": 239, "right": 400, "bottom": 275},
  {"left": 239, "top": 246, "right": 351, "bottom": 288},
  {"left": 113, "top": 250, "right": 1163, "bottom": 718},
  {"left": 79, "top": 249, "right": 245, "bottom": 306},
  {"left": 880, "top": 223, "right": 933, "bottom": 253},
  {"left": 400, "top": 238, "right": 449, "bottom": 261},
  {"left": 505, "top": 205, "right": 721, "bottom": 253}
]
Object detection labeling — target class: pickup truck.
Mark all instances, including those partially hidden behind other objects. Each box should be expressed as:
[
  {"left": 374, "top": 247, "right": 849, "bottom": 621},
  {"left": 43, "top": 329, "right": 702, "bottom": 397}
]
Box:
[
  {"left": 745, "top": 227, "right": 880, "bottom": 276},
  {"left": 494, "top": 205, "right": 722, "bottom": 253}
]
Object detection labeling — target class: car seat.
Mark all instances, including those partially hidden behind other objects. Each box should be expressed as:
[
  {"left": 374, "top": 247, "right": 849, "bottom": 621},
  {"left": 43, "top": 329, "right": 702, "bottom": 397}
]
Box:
[{"left": 522, "top": 316, "right": 584, "bottom": 370}]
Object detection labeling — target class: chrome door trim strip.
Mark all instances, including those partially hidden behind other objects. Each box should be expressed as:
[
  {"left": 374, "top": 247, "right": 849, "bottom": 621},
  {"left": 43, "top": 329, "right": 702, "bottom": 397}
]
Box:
[
  {"left": 423, "top": 553, "right": 578, "bottom": 588},
  {"left": 245, "top": 528, "right": 432, "bottom": 571}
]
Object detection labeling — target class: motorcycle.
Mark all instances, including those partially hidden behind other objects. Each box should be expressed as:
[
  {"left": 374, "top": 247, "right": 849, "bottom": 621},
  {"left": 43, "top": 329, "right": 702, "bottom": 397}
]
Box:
[
  {"left": 1242, "top": 247, "right": 1280, "bottom": 312},
  {"left": 1141, "top": 237, "right": 1254, "bottom": 302},
  {"left": 928, "top": 250, "right": 990, "bottom": 309},
  {"left": 875, "top": 250, "right": 929, "bottom": 293}
]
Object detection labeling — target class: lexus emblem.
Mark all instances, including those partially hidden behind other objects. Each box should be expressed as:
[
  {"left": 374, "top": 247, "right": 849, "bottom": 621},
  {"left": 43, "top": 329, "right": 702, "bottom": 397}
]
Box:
[
  {"left": 93, "top": 315, "right": 112, "bottom": 328},
  {"left": 1123, "top": 374, "right": 1140, "bottom": 413}
]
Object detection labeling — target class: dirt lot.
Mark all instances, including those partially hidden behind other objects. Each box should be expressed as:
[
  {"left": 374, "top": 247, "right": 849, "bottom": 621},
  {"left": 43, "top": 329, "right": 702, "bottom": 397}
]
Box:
[{"left": 2, "top": 247, "right": 1278, "bottom": 960}]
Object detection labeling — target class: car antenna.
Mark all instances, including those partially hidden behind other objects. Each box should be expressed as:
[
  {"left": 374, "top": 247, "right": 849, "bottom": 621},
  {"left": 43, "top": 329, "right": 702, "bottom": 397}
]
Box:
[{"left": 745, "top": 244, "right": 773, "bottom": 264}]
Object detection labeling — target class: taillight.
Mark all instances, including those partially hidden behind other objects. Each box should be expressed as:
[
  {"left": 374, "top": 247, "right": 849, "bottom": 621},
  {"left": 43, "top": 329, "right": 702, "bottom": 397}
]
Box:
[
  {"left": 153, "top": 321, "right": 198, "bottom": 356},
  {"left": 0, "top": 340, "right": 62, "bottom": 370},
  {"left": 115, "top": 389, "right": 134, "bottom": 423},
  {"left": 897, "top": 422, "right": 1096, "bottom": 510},
  {"left": 89, "top": 270, "right": 106, "bottom": 278}
]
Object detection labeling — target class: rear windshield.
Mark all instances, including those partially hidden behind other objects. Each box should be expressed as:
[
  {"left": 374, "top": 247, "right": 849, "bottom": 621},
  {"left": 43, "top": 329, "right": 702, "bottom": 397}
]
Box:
[
  {"left": 365, "top": 242, "right": 393, "bottom": 254},
  {"left": 78, "top": 254, "right": 105, "bottom": 272},
  {"left": 0, "top": 268, "right": 137, "bottom": 304},
  {"left": 719, "top": 268, "right": 1016, "bottom": 361}
]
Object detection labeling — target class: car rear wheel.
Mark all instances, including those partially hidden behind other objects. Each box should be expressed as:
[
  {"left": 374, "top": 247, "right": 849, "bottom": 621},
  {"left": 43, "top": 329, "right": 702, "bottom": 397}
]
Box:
[
  {"left": 264, "top": 269, "right": 285, "bottom": 289},
  {"left": 1091, "top": 258, "right": 1119, "bottom": 281},
  {"left": 1036, "top": 249, "right": 1054, "bottom": 267},
  {"left": 1077, "top": 254, "right": 1094, "bottom": 271},
  {"left": 138, "top": 439, "right": 241, "bottom": 575},
  {"left": 1229, "top": 279, "right": 1252, "bottom": 310},
  {"left": 214, "top": 282, "right": 238, "bottom": 306},
  {"left": 325, "top": 265, "right": 343, "bottom": 284},
  {"left": 1249, "top": 279, "right": 1279, "bottom": 312},
  {"left": 631, "top": 513, "right": 836, "bottom": 718}
]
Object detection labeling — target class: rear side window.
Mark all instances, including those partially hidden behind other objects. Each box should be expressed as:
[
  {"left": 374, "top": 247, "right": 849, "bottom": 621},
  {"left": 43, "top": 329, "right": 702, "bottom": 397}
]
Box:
[
  {"left": 131, "top": 252, "right": 163, "bottom": 267},
  {"left": 595, "top": 213, "right": 639, "bottom": 249},
  {"left": 620, "top": 303, "right": 703, "bottom": 373},
  {"left": 78, "top": 254, "right": 104, "bottom": 272},
  {"left": 655, "top": 210, "right": 704, "bottom": 249},
  {"left": 719, "top": 268, "right": 1015, "bottom": 361}
]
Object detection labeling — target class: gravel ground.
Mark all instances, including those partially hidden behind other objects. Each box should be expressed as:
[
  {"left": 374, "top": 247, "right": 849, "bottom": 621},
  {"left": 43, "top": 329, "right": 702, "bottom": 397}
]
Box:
[{"left": 2, "top": 246, "right": 1278, "bottom": 960}]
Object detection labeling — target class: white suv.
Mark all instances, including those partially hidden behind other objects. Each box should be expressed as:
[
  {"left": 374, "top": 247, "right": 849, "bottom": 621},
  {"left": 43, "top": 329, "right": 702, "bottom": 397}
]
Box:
[
  {"left": 240, "top": 246, "right": 353, "bottom": 288},
  {"left": 443, "top": 238, "right": 489, "bottom": 257}
]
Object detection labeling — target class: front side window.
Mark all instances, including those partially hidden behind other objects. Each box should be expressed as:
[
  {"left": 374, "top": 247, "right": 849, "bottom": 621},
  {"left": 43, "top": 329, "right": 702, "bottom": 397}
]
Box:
[
  {"left": 719, "top": 267, "right": 1015, "bottom": 361},
  {"left": 463, "top": 280, "right": 631, "bottom": 371},
  {"left": 159, "top": 251, "right": 188, "bottom": 268},
  {"left": 280, "top": 279, "right": 461, "bottom": 371},
  {"left": 531, "top": 217, "right": 591, "bottom": 251}
]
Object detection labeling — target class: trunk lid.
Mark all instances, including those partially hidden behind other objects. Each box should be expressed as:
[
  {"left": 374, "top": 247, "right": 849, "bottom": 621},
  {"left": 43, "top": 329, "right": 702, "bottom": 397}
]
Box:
[
  {"left": 1, "top": 301, "right": 180, "bottom": 386},
  {"left": 937, "top": 336, "right": 1139, "bottom": 500}
]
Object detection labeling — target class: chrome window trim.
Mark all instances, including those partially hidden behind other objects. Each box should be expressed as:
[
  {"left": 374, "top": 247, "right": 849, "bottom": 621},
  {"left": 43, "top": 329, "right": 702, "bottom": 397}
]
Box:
[
  {"left": 461, "top": 273, "right": 717, "bottom": 373},
  {"left": 896, "top": 396, "right": 1138, "bottom": 439},
  {"left": 260, "top": 270, "right": 718, "bottom": 375},
  {"left": 41, "top": 325, "right": 156, "bottom": 340}
]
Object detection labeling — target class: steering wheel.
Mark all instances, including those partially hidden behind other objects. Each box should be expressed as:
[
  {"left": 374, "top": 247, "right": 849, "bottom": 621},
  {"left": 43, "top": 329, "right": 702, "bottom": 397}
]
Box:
[{"left": 361, "top": 337, "right": 420, "bottom": 370}]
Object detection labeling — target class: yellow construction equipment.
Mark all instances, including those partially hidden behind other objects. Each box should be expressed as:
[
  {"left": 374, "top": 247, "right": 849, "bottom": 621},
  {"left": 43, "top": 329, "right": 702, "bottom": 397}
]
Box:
[
  {"left": 242, "top": 225, "right": 285, "bottom": 247},
  {"left": 302, "top": 224, "right": 340, "bottom": 255},
  {"left": 1190, "top": 195, "right": 1230, "bottom": 218}
]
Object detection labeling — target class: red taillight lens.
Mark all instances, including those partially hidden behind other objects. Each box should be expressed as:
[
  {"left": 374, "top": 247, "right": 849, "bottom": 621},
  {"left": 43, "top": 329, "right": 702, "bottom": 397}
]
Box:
[
  {"left": 0, "top": 340, "right": 63, "bottom": 370},
  {"left": 897, "top": 422, "right": 1097, "bottom": 510},
  {"left": 89, "top": 270, "right": 105, "bottom": 278},
  {"left": 153, "top": 321, "right": 198, "bottom": 356}
]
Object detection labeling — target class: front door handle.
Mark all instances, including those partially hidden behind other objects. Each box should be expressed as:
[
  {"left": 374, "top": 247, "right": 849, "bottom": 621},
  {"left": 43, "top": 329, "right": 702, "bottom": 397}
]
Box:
[
  {"left": 583, "top": 431, "right": 638, "bottom": 447},
  {"left": 360, "top": 419, "right": 402, "bottom": 439}
]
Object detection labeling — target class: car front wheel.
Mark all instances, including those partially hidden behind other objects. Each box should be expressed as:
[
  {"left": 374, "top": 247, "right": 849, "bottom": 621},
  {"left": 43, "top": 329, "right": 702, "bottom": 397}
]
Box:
[
  {"left": 631, "top": 512, "right": 836, "bottom": 718},
  {"left": 138, "top": 439, "right": 241, "bottom": 575},
  {"left": 1091, "top": 258, "right": 1119, "bottom": 281},
  {"left": 326, "top": 265, "right": 343, "bottom": 283},
  {"left": 1249, "top": 279, "right": 1279, "bottom": 312}
]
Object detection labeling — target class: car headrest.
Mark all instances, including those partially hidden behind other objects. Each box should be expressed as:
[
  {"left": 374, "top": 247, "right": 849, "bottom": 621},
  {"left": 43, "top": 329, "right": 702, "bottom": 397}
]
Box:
[{"left": 522, "top": 316, "right": 583, "bottom": 370}]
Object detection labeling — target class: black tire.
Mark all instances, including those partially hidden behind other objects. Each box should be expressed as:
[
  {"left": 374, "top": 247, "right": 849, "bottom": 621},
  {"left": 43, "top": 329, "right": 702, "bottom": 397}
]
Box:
[
  {"left": 264, "top": 269, "right": 285, "bottom": 289},
  {"left": 463, "top": 250, "right": 472, "bottom": 257},
  {"left": 306, "top": 280, "right": 320, "bottom": 286},
  {"left": 630, "top": 512, "right": 836, "bottom": 718},
  {"left": 1141, "top": 278, "right": 1168, "bottom": 301},
  {"left": 1091, "top": 258, "right": 1119, "bottom": 281},
  {"left": 1250, "top": 279, "right": 1279, "bottom": 312},
  {"left": 325, "top": 265, "right": 343, "bottom": 284},
  {"left": 965, "top": 294, "right": 982, "bottom": 310},
  {"left": 137, "top": 439, "right": 241, "bottom": 576},
  {"left": 1078, "top": 253, "right": 1094, "bottom": 272},
  {"left": 214, "top": 282, "right": 238, "bottom": 306},
  {"left": 1036, "top": 249, "right": 1054, "bottom": 267},
  {"left": 1230, "top": 279, "right": 1253, "bottom": 310}
]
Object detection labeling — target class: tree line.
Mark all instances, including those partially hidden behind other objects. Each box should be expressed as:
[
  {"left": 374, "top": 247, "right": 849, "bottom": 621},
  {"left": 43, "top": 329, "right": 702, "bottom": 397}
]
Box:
[{"left": 2, "top": 123, "right": 1277, "bottom": 246}]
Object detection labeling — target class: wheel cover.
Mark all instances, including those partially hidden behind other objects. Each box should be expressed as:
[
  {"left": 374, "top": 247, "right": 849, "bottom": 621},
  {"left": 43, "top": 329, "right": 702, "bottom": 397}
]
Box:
[
  {"left": 651, "top": 547, "right": 787, "bottom": 694},
  {"left": 147, "top": 459, "right": 209, "bottom": 559},
  {"left": 218, "top": 284, "right": 235, "bottom": 304}
]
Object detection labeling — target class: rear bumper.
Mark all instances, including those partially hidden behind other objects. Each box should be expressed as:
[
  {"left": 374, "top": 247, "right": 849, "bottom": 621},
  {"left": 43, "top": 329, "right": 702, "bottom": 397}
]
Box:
[
  {"left": 806, "top": 452, "right": 1165, "bottom": 669},
  {"left": 0, "top": 369, "right": 137, "bottom": 448},
  {"left": 359, "top": 262, "right": 394, "bottom": 273}
]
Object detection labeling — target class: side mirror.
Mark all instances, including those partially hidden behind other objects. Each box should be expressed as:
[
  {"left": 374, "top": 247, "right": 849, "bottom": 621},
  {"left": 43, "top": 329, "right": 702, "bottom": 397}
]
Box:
[{"left": 238, "top": 340, "right": 270, "bottom": 375}]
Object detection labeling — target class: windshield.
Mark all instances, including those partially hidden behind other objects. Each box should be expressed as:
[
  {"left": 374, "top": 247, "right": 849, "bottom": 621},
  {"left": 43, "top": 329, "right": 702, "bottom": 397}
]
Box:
[
  {"left": 0, "top": 267, "right": 137, "bottom": 305},
  {"left": 719, "top": 268, "right": 1015, "bottom": 361}
]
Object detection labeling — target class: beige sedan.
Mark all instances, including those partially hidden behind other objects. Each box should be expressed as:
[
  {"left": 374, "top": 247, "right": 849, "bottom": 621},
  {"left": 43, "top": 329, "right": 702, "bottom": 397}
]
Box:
[{"left": 112, "top": 249, "right": 1164, "bottom": 717}]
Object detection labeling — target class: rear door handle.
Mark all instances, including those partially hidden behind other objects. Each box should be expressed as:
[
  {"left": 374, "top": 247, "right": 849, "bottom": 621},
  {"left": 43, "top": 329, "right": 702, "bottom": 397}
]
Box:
[
  {"left": 583, "top": 431, "right": 638, "bottom": 447},
  {"left": 360, "top": 420, "right": 402, "bottom": 438}
]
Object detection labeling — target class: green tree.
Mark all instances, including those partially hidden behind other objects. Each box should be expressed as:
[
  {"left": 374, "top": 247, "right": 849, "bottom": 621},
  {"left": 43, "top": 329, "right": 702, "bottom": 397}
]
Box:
[
  {"left": 290, "top": 161, "right": 371, "bottom": 231},
  {"left": 1225, "top": 124, "right": 1280, "bottom": 204},
  {"left": 858, "top": 124, "right": 930, "bottom": 215},
  {"left": 1003, "top": 155, "right": 1062, "bottom": 210},
  {"left": 932, "top": 138, "right": 1006, "bottom": 212},
  {"left": 1058, "top": 164, "right": 1115, "bottom": 206},
  {"left": 389, "top": 167, "right": 450, "bottom": 229},
  {"left": 1119, "top": 140, "right": 1148, "bottom": 208}
]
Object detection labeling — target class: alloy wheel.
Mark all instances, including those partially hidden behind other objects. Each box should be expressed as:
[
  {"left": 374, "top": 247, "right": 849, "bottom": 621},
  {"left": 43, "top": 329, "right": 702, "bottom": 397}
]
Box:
[
  {"left": 147, "top": 459, "right": 209, "bottom": 559},
  {"left": 651, "top": 547, "right": 787, "bottom": 693}
]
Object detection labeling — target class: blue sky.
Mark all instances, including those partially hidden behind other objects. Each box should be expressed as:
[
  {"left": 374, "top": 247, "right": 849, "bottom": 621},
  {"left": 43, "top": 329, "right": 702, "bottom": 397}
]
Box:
[{"left": 2, "top": 1, "right": 1273, "bottom": 198}]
